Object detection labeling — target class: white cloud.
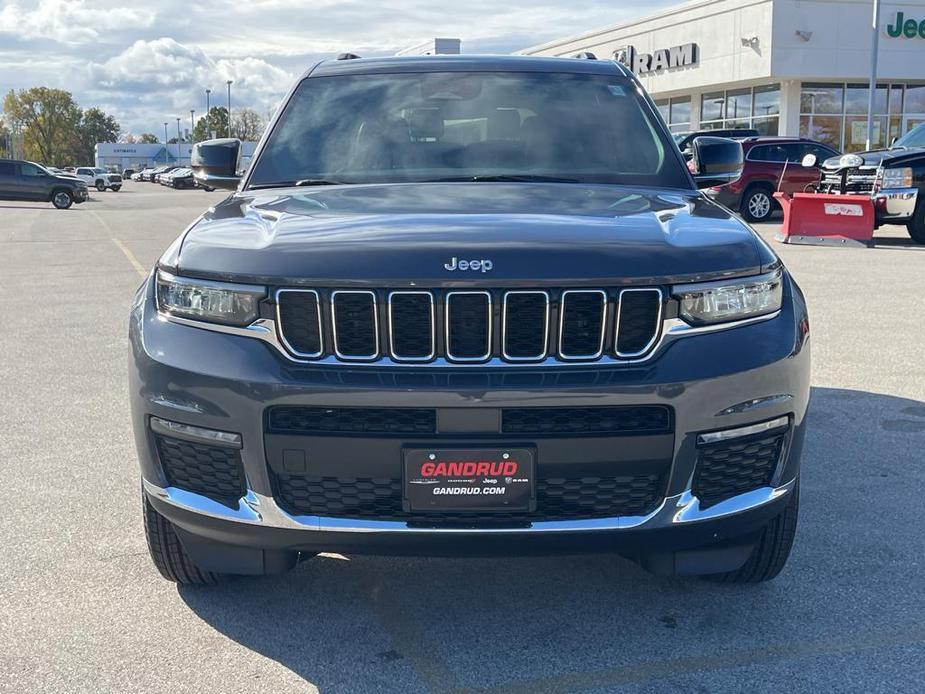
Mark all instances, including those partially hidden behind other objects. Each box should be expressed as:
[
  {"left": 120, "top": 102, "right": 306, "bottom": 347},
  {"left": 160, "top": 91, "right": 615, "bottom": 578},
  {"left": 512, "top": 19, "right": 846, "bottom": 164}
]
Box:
[{"left": 0, "top": 0, "right": 155, "bottom": 45}]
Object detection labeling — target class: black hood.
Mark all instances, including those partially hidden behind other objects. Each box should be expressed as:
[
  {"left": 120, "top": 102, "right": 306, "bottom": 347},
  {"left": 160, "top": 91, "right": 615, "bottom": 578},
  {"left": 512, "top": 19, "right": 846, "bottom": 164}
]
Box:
[
  {"left": 823, "top": 146, "right": 925, "bottom": 169},
  {"left": 169, "top": 182, "right": 774, "bottom": 286}
]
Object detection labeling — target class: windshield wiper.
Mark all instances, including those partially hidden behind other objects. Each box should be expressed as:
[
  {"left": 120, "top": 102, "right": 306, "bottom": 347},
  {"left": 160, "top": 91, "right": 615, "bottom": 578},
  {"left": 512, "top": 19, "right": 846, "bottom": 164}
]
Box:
[{"left": 430, "top": 174, "right": 582, "bottom": 183}]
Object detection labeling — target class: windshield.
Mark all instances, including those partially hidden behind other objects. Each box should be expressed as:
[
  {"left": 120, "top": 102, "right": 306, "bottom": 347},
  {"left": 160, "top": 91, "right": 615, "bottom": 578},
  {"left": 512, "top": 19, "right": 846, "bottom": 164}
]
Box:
[
  {"left": 248, "top": 71, "right": 689, "bottom": 189},
  {"left": 894, "top": 123, "right": 925, "bottom": 148}
]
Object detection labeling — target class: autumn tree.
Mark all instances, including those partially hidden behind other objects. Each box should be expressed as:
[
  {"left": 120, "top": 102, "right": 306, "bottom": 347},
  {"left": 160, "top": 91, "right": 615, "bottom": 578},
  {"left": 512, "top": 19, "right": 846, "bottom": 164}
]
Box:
[
  {"left": 3, "top": 87, "right": 81, "bottom": 166},
  {"left": 75, "top": 107, "right": 121, "bottom": 163},
  {"left": 231, "top": 107, "right": 266, "bottom": 141}
]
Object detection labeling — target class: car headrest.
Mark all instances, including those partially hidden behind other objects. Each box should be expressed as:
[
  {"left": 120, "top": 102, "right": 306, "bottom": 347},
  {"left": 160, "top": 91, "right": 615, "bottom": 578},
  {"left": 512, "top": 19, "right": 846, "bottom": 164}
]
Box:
[
  {"left": 409, "top": 108, "right": 444, "bottom": 140},
  {"left": 488, "top": 108, "right": 521, "bottom": 140}
]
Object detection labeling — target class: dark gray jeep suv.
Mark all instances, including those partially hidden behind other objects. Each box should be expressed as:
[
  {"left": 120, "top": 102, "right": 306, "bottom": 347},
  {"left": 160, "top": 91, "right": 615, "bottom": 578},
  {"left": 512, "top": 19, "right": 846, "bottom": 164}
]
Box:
[
  {"left": 131, "top": 55, "right": 810, "bottom": 585},
  {"left": 0, "top": 159, "right": 89, "bottom": 208}
]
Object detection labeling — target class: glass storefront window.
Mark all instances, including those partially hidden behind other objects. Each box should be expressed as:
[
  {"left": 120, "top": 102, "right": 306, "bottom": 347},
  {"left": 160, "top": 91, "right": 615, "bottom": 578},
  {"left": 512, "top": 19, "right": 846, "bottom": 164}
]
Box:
[
  {"left": 754, "top": 85, "right": 781, "bottom": 117},
  {"left": 801, "top": 84, "right": 843, "bottom": 114},
  {"left": 698, "top": 85, "right": 778, "bottom": 133},
  {"left": 844, "top": 114, "right": 887, "bottom": 152},
  {"left": 905, "top": 85, "right": 925, "bottom": 113},
  {"left": 670, "top": 97, "right": 691, "bottom": 127},
  {"left": 845, "top": 84, "right": 888, "bottom": 115},
  {"left": 800, "top": 115, "right": 843, "bottom": 149},
  {"left": 889, "top": 85, "right": 904, "bottom": 115},
  {"left": 655, "top": 99, "right": 670, "bottom": 123},
  {"left": 701, "top": 91, "right": 725, "bottom": 122}
]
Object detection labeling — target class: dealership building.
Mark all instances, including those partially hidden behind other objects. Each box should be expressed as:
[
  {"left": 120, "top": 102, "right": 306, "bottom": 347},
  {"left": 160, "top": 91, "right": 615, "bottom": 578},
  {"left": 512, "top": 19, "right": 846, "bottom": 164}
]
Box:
[
  {"left": 94, "top": 141, "right": 258, "bottom": 171},
  {"left": 521, "top": 0, "right": 925, "bottom": 152}
]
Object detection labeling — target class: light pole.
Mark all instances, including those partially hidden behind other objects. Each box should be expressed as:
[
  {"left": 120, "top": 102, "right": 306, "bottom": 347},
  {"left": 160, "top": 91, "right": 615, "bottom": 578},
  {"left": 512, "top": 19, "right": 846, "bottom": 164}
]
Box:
[
  {"left": 226, "top": 80, "right": 233, "bottom": 138},
  {"left": 205, "top": 89, "right": 212, "bottom": 138},
  {"left": 163, "top": 122, "right": 169, "bottom": 164},
  {"left": 866, "top": 0, "right": 881, "bottom": 150},
  {"left": 176, "top": 117, "right": 182, "bottom": 163},
  {"left": 190, "top": 109, "right": 195, "bottom": 142}
]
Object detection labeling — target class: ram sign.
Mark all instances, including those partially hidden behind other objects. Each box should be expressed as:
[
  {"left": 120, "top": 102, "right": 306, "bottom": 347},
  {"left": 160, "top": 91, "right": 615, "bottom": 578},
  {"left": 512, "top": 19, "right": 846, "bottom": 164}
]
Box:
[{"left": 613, "top": 43, "right": 698, "bottom": 75}]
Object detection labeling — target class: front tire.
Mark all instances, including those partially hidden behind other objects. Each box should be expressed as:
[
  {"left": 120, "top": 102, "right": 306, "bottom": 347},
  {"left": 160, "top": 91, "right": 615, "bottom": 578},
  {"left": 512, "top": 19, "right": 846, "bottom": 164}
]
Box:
[
  {"left": 95, "top": 180, "right": 106, "bottom": 192},
  {"left": 110, "top": 185, "right": 121, "bottom": 192},
  {"left": 51, "top": 189, "right": 73, "bottom": 209},
  {"left": 708, "top": 482, "right": 799, "bottom": 583},
  {"left": 142, "top": 493, "right": 223, "bottom": 585},
  {"left": 741, "top": 185, "right": 775, "bottom": 223},
  {"left": 907, "top": 201, "right": 925, "bottom": 244}
]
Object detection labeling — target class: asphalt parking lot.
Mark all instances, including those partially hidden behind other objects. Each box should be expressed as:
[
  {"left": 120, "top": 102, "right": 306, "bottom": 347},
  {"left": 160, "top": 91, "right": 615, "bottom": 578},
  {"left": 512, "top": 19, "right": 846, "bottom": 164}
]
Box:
[{"left": 1, "top": 184, "right": 924, "bottom": 693}]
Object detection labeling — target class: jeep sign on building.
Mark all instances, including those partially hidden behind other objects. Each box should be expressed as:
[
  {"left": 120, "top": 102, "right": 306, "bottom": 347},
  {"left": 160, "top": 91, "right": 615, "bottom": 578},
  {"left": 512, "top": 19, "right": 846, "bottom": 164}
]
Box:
[{"left": 521, "top": 0, "right": 925, "bottom": 153}]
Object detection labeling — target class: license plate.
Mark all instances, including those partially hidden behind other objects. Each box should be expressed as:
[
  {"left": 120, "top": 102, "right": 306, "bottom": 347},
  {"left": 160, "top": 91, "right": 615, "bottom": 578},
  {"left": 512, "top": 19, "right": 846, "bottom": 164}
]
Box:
[{"left": 403, "top": 448, "right": 535, "bottom": 513}]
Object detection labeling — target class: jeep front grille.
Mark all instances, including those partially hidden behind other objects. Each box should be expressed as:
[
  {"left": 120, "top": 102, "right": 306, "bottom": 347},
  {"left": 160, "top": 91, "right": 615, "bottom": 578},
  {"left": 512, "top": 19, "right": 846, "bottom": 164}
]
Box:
[{"left": 275, "top": 287, "right": 664, "bottom": 365}]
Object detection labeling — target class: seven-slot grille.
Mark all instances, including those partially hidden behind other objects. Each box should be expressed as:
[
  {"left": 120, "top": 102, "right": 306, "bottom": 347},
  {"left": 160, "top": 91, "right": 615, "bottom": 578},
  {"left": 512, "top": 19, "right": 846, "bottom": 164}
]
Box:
[{"left": 275, "top": 287, "right": 663, "bottom": 364}]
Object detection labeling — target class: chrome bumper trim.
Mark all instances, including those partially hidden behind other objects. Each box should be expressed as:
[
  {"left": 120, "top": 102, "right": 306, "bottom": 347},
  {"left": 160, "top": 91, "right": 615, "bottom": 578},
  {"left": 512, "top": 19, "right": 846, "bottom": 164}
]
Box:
[
  {"left": 697, "top": 416, "right": 789, "bottom": 444},
  {"left": 142, "top": 477, "right": 796, "bottom": 535},
  {"left": 874, "top": 187, "right": 918, "bottom": 219}
]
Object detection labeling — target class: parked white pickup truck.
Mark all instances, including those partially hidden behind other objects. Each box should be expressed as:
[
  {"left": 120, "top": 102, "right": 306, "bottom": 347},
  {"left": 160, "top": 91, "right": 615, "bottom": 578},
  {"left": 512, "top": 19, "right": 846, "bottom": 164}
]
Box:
[{"left": 72, "top": 167, "right": 122, "bottom": 192}]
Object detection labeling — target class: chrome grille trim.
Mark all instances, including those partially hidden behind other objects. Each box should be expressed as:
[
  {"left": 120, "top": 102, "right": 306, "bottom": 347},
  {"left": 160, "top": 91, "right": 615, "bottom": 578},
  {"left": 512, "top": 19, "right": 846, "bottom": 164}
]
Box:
[
  {"left": 502, "top": 290, "right": 550, "bottom": 361},
  {"left": 614, "top": 288, "right": 664, "bottom": 358},
  {"left": 331, "top": 290, "right": 379, "bottom": 361},
  {"left": 558, "top": 289, "right": 607, "bottom": 360},
  {"left": 275, "top": 288, "right": 323, "bottom": 358},
  {"left": 387, "top": 291, "right": 435, "bottom": 362},
  {"left": 445, "top": 290, "right": 492, "bottom": 362}
]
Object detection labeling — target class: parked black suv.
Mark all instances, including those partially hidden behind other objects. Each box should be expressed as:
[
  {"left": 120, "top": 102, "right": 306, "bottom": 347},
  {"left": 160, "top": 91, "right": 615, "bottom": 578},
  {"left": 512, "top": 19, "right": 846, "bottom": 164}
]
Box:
[
  {"left": 132, "top": 56, "right": 809, "bottom": 586},
  {"left": 0, "top": 159, "right": 89, "bottom": 208},
  {"left": 814, "top": 122, "right": 925, "bottom": 243}
]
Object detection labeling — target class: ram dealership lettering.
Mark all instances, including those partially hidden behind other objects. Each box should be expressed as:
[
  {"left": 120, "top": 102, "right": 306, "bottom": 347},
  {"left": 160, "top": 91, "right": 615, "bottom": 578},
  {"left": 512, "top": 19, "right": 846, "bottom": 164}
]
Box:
[{"left": 614, "top": 43, "right": 698, "bottom": 75}]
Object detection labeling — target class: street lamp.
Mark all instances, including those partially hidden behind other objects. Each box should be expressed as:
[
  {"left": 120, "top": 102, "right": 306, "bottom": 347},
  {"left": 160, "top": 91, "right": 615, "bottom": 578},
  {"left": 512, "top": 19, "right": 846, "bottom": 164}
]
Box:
[
  {"left": 176, "top": 117, "right": 182, "bottom": 163},
  {"left": 226, "top": 80, "right": 233, "bottom": 138},
  {"left": 190, "top": 109, "right": 195, "bottom": 142},
  {"left": 163, "top": 122, "right": 169, "bottom": 164},
  {"left": 205, "top": 89, "right": 212, "bottom": 138},
  {"left": 866, "top": 0, "right": 882, "bottom": 149}
]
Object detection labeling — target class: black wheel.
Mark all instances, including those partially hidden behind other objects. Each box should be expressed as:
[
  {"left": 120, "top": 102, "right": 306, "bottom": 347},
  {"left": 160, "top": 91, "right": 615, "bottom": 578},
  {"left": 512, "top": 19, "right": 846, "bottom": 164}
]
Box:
[
  {"left": 51, "top": 189, "right": 73, "bottom": 209},
  {"left": 142, "top": 492, "right": 224, "bottom": 585},
  {"left": 707, "top": 482, "right": 799, "bottom": 584},
  {"left": 95, "top": 180, "right": 106, "bottom": 192},
  {"left": 740, "top": 186, "right": 775, "bottom": 223},
  {"left": 907, "top": 201, "right": 925, "bottom": 244},
  {"left": 111, "top": 186, "right": 121, "bottom": 192}
]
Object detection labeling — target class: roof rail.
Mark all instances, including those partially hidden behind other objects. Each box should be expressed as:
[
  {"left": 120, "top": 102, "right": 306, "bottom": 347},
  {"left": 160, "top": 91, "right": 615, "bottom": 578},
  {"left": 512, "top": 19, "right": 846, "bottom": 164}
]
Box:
[
  {"left": 336, "top": 52, "right": 362, "bottom": 60},
  {"left": 572, "top": 51, "right": 597, "bottom": 60}
]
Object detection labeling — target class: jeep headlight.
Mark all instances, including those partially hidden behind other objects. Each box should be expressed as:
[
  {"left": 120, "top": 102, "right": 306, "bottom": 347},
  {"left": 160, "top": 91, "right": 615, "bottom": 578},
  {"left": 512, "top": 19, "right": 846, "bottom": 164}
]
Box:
[
  {"left": 878, "top": 166, "right": 913, "bottom": 190},
  {"left": 673, "top": 270, "right": 783, "bottom": 326},
  {"left": 156, "top": 270, "right": 265, "bottom": 326}
]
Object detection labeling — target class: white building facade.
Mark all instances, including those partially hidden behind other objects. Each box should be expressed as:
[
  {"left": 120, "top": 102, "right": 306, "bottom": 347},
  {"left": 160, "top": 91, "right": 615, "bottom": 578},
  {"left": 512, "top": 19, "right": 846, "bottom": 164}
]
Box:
[
  {"left": 95, "top": 141, "right": 259, "bottom": 171},
  {"left": 521, "top": 0, "right": 925, "bottom": 152}
]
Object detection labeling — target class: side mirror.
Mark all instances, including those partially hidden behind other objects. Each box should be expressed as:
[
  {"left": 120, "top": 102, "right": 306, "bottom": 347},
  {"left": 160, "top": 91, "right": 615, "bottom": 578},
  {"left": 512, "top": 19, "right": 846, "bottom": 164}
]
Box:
[
  {"left": 690, "top": 136, "right": 743, "bottom": 189},
  {"left": 191, "top": 138, "right": 242, "bottom": 191},
  {"left": 801, "top": 153, "right": 817, "bottom": 168}
]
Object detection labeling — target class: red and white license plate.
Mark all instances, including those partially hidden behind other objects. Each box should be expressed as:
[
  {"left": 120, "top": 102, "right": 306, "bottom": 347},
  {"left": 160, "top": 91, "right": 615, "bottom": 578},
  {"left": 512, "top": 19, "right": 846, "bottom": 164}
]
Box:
[{"left": 403, "top": 448, "right": 535, "bottom": 513}]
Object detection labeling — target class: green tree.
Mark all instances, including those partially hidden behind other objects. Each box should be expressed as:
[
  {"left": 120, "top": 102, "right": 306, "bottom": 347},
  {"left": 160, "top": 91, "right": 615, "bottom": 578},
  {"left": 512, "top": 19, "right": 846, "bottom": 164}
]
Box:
[
  {"left": 3, "top": 87, "right": 81, "bottom": 166},
  {"left": 0, "top": 116, "right": 11, "bottom": 158},
  {"left": 75, "top": 107, "right": 121, "bottom": 164},
  {"left": 192, "top": 106, "right": 229, "bottom": 142},
  {"left": 138, "top": 133, "right": 160, "bottom": 144},
  {"left": 231, "top": 107, "right": 265, "bottom": 141}
]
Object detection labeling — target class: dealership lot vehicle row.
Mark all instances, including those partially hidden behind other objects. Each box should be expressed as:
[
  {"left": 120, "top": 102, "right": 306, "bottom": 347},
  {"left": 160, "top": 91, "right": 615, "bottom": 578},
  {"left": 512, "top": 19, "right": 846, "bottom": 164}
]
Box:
[{"left": 1, "top": 186, "right": 924, "bottom": 692}]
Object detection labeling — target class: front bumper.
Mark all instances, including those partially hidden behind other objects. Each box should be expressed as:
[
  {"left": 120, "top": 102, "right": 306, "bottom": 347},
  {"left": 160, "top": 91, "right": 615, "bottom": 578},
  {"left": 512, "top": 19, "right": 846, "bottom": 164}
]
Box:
[
  {"left": 873, "top": 187, "right": 918, "bottom": 223},
  {"left": 130, "top": 271, "right": 810, "bottom": 560}
]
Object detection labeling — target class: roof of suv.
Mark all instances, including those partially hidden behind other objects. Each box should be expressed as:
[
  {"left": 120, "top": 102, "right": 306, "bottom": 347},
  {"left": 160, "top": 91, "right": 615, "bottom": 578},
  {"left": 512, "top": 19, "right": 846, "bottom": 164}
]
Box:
[
  {"left": 737, "top": 136, "right": 819, "bottom": 146},
  {"left": 307, "top": 54, "right": 632, "bottom": 79}
]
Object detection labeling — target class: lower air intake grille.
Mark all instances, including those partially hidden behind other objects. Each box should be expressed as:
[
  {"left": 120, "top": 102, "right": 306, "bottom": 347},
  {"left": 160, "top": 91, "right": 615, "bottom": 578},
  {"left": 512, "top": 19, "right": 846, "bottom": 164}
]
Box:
[
  {"left": 274, "top": 473, "right": 664, "bottom": 525},
  {"left": 502, "top": 406, "right": 672, "bottom": 435},
  {"left": 693, "top": 427, "right": 788, "bottom": 508},
  {"left": 267, "top": 406, "right": 437, "bottom": 435},
  {"left": 155, "top": 435, "right": 245, "bottom": 501}
]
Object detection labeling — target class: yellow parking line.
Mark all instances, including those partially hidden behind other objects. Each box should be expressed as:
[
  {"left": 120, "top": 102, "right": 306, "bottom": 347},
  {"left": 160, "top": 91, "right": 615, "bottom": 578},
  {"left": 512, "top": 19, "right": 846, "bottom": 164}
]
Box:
[
  {"left": 111, "top": 236, "right": 148, "bottom": 278},
  {"left": 89, "top": 209, "right": 148, "bottom": 278}
]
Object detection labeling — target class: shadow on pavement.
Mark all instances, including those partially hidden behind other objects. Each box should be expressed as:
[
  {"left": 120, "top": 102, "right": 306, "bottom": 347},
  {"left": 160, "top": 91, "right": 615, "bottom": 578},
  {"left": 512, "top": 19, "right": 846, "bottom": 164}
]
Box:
[{"left": 178, "top": 386, "right": 925, "bottom": 693}]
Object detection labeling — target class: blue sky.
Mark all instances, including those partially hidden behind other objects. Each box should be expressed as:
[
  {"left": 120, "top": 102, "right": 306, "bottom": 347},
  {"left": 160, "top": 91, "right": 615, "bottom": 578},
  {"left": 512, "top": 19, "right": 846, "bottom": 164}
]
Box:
[{"left": 0, "top": 0, "right": 676, "bottom": 136}]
